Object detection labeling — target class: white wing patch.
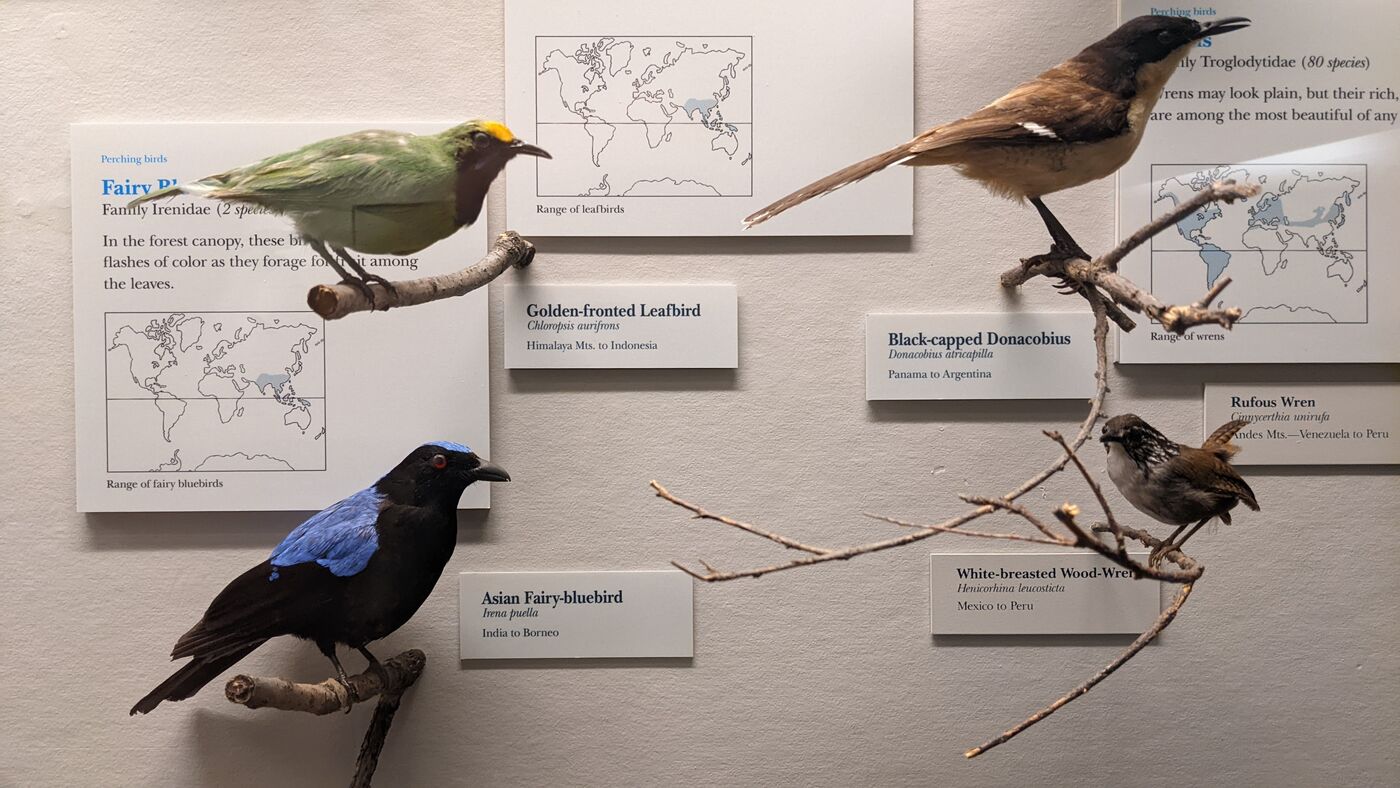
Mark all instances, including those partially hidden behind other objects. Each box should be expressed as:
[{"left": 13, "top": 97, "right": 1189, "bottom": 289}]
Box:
[{"left": 1019, "top": 122, "right": 1059, "bottom": 140}]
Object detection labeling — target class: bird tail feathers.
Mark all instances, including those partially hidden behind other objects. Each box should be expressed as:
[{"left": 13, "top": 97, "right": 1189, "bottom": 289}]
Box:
[
  {"left": 130, "top": 640, "right": 265, "bottom": 715},
  {"left": 742, "top": 144, "right": 915, "bottom": 229},
  {"left": 1202, "top": 418, "right": 1250, "bottom": 460},
  {"left": 126, "top": 179, "right": 219, "bottom": 209}
]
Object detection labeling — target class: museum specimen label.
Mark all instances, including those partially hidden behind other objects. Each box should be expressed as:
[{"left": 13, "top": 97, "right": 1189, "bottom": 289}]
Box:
[
  {"left": 1116, "top": 0, "right": 1400, "bottom": 363},
  {"left": 504, "top": 284, "right": 738, "bottom": 368},
  {"left": 865, "top": 313, "right": 1096, "bottom": 400},
  {"left": 459, "top": 571, "right": 694, "bottom": 659},
  {"left": 930, "top": 553, "right": 1162, "bottom": 636},
  {"left": 1203, "top": 382, "right": 1400, "bottom": 465},
  {"left": 71, "top": 123, "right": 493, "bottom": 512},
  {"left": 504, "top": 0, "right": 913, "bottom": 236}
]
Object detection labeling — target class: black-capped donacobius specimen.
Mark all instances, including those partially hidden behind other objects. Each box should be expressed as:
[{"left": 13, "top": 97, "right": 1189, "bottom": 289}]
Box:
[
  {"left": 127, "top": 121, "right": 550, "bottom": 308},
  {"left": 130, "top": 441, "right": 510, "bottom": 715},
  {"left": 1100, "top": 414, "right": 1259, "bottom": 568},
  {"left": 743, "top": 15, "right": 1249, "bottom": 256}
]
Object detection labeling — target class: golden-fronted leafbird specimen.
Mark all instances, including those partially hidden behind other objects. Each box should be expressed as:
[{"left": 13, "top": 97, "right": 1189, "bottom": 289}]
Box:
[
  {"left": 129, "top": 121, "right": 550, "bottom": 307},
  {"left": 1100, "top": 414, "right": 1259, "bottom": 568},
  {"left": 130, "top": 441, "right": 510, "bottom": 715},
  {"left": 743, "top": 15, "right": 1249, "bottom": 255}
]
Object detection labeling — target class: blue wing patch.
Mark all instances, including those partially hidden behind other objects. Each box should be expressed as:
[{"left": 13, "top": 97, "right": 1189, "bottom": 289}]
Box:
[
  {"left": 269, "top": 487, "right": 385, "bottom": 579},
  {"left": 430, "top": 440, "right": 472, "bottom": 454}
]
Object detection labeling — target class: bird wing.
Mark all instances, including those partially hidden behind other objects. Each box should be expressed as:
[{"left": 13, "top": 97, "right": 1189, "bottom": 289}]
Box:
[
  {"left": 270, "top": 486, "right": 386, "bottom": 577},
  {"left": 171, "top": 560, "right": 341, "bottom": 660},
  {"left": 1201, "top": 419, "right": 1249, "bottom": 460},
  {"left": 1169, "top": 448, "right": 1261, "bottom": 512},
  {"left": 198, "top": 130, "right": 457, "bottom": 209},
  {"left": 907, "top": 66, "right": 1130, "bottom": 158},
  {"left": 166, "top": 487, "right": 389, "bottom": 661},
  {"left": 742, "top": 62, "right": 1130, "bottom": 228}
]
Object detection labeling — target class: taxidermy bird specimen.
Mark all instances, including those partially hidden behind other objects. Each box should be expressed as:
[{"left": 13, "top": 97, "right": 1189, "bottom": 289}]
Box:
[
  {"left": 743, "top": 14, "right": 1250, "bottom": 256},
  {"left": 1100, "top": 414, "right": 1258, "bottom": 567},
  {"left": 128, "top": 121, "right": 551, "bottom": 308},
  {"left": 131, "top": 442, "right": 510, "bottom": 715}
]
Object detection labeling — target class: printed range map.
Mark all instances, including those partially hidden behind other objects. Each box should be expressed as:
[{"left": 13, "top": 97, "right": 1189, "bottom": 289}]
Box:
[
  {"left": 1151, "top": 164, "right": 1368, "bottom": 324},
  {"left": 105, "top": 312, "right": 326, "bottom": 472},
  {"left": 535, "top": 36, "right": 753, "bottom": 197}
]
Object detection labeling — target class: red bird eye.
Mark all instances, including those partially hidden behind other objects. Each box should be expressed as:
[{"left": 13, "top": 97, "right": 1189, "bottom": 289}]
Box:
[{"left": 431, "top": 454, "right": 448, "bottom": 470}]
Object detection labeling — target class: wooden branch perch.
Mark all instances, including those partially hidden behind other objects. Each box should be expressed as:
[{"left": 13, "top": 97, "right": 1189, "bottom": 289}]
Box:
[
  {"left": 964, "top": 583, "right": 1195, "bottom": 759},
  {"left": 225, "top": 649, "right": 426, "bottom": 787},
  {"left": 1000, "top": 180, "right": 1258, "bottom": 334},
  {"left": 650, "top": 184, "right": 1263, "bottom": 755},
  {"left": 307, "top": 231, "right": 536, "bottom": 319}
]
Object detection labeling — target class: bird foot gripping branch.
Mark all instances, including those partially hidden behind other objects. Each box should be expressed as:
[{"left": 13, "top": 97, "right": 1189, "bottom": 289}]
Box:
[
  {"left": 1000, "top": 180, "right": 1257, "bottom": 335},
  {"left": 306, "top": 231, "right": 537, "bottom": 319}
]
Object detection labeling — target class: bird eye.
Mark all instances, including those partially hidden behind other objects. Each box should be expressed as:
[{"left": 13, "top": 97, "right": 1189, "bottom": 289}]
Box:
[
  {"left": 1158, "top": 30, "right": 1174, "bottom": 43},
  {"left": 431, "top": 454, "right": 448, "bottom": 470},
  {"left": 472, "top": 132, "right": 491, "bottom": 149}
]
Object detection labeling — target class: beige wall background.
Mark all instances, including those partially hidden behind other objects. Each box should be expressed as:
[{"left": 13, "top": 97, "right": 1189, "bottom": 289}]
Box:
[{"left": 2, "top": 1, "right": 1397, "bottom": 785}]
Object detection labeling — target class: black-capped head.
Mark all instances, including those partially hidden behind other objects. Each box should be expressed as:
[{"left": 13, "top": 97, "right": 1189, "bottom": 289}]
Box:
[
  {"left": 1095, "top": 15, "right": 1250, "bottom": 66},
  {"left": 379, "top": 440, "right": 510, "bottom": 507},
  {"left": 1101, "top": 414, "right": 1178, "bottom": 465}
]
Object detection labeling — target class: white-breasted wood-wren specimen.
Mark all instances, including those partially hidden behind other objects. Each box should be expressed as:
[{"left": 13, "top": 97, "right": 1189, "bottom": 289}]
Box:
[{"left": 1100, "top": 414, "right": 1259, "bottom": 567}]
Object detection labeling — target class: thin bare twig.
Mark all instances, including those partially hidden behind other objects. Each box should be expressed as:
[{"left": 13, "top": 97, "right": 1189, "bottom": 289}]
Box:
[
  {"left": 653, "top": 293, "right": 1113, "bottom": 581},
  {"left": 1044, "top": 429, "right": 1125, "bottom": 555},
  {"left": 307, "top": 231, "right": 535, "bottom": 319},
  {"left": 652, "top": 180, "right": 1249, "bottom": 755},
  {"left": 964, "top": 584, "right": 1195, "bottom": 759},
  {"left": 865, "top": 513, "right": 1066, "bottom": 546},
  {"left": 953, "top": 495, "right": 1071, "bottom": 545}
]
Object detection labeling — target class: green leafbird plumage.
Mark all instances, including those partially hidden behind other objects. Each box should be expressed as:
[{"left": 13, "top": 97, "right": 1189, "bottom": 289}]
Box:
[{"left": 128, "top": 120, "right": 550, "bottom": 307}]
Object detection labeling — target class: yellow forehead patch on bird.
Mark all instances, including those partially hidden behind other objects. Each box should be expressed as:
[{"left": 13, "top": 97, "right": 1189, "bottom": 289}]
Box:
[{"left": 479, "top": 121, "right": 516, "bottom": 143}]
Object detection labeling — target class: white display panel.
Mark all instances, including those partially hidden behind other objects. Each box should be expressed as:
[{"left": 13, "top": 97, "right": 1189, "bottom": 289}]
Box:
[
  {"left": 931, "top": 553, "right": 1162, "bottom": 636},
  {"left": 866, "top": 313, "right": 1097, "bottom": 400},
  {"left": 1116, "top": 1, "right": 1400, "bottom": 363},
  {"left": 72, "top": 123, "right": 493, "bottom": 511},
  {"left": 459, "top": 570, "right": 694, "bottom": 659},
  {"left": 1203, "top": 382, "right": 1400, "bottom": 465},
  {"left": 504, "top": 284, "right": 738, "bottom": 368},
  {"left": 505, "top": 0, "right": 914, "bottom": 236}
]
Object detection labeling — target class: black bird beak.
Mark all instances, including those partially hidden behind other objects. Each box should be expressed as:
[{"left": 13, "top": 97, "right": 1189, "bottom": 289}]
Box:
[
  {"left": 511, "top": 140, "right": 552, "bottom": 159},
  {"left": 1099, "top": 434, "right": 1118, "bottom": 444},
  {"left": 1197, "top": 16, "right": 1250, "bottom": 39},
  {"left": 472, "top": 461, "right": 511, "bottom": 482}
]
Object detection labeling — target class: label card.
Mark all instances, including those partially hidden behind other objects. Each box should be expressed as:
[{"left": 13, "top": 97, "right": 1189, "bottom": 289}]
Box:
[
  {"left": 504, "top": 284, "right": 738, "bottom": 369},
  {"left": 459, "top": 570, "right": 693, "bottom": 659},
  {"left": 1203, "top": 382, "right": 1400, "bottom": 465},
  {"left": 930, "top": 553, "right": 1162, "bottom": 636},
  {"left": 866, "top": 313, "right": 1096, "bottom": 400}
]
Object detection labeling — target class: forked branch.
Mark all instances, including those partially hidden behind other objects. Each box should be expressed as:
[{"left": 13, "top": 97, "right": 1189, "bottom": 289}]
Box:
[
  {"left": 653, "top": 185, "right": 1252, "bottom": 755},
  {"left": 1001, "top": 180, "right": 1257, "bottom": 334}
]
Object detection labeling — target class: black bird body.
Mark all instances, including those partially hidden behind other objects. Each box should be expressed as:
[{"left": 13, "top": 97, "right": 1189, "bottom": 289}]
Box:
[
  {"left": 132, "top": 442, "right": 509, "bottom": 715},
  {"left": 743, "top": 14, "right": 1250, "bottom": 251}
]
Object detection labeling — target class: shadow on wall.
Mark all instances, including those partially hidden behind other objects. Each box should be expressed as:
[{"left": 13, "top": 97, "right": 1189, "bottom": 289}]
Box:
[
  {"left": 184, "top": 685, "right": 366, "bottom": 786},
  {"left": 84, "top": 508, "right": 494, "bottom": 552},
  {"left": 508, "top": 367, "right": 737, "bottom": 394},
  {"left": 867, "top": 398, "right": 1090, "bottom": 424}
]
